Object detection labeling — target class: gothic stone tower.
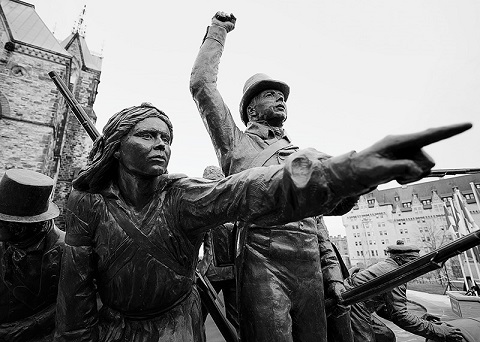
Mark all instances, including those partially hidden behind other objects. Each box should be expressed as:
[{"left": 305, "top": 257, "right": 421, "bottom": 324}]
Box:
[{"left": 0, "top": 0, "right": 102, "bottom": 228}]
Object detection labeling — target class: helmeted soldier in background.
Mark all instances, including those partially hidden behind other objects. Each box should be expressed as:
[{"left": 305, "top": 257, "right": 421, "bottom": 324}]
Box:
[
  {"left": 0, "top": 169, "right": 65, "bottom": 342},
  {"left": 346, "top": 241, "right": 463, "bottom": 342}
]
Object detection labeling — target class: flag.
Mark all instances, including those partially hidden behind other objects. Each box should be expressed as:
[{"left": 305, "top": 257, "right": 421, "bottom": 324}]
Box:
[
  {"left": 452, "top": 193, "right": 469, "bottom": 236},
  {"left": 443, "top": 203, "right": 457, "bottom": 237},
  {"left": 454, "top": 189, "right": 480, "bottom": 264},
  {"left": 455, "top": 189, "right": 479, "bottom": 231}
]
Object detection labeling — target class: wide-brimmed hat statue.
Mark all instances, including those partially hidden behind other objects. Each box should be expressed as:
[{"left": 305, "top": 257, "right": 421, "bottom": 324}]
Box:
[
  {"left": 239, "top": 73, "right": 290, "bottom": 125},
  {"left": 0, "top": 169, "right": 59, "bottom": 223}
]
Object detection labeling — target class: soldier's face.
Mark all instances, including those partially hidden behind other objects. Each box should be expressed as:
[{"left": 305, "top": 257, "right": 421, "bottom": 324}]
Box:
[
  {"left": 250, "top": 89, "right": 287, "bottom": 126},
  {"left": 116, "top": 117, "right": 172, "bottom": 177}
]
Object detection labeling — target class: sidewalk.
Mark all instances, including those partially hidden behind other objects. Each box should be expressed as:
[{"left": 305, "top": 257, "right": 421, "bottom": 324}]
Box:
[{"left": 407, "top": 289, "right": 459, "bottom": 321}]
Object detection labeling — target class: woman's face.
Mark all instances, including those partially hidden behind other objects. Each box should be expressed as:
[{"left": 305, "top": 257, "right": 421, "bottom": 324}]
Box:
[{"left": 116, "top": 117, "right": 172, "bottom": 177}]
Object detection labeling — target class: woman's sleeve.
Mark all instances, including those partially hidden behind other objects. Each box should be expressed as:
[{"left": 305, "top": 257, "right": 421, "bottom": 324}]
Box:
[
  {"left": 54, "top": 190, "right": 100, "bottom": 342},
  {"left": 171, "top": 148, "right": 368, "bottom": 236}
]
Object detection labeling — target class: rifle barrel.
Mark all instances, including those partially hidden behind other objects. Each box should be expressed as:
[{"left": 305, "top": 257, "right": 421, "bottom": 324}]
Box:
[
  {"left": 428, "top": 168, "right": 480, "bottom": 178},
  {"left": 48, "top": 71, "right": 100, "bottom": 141}
]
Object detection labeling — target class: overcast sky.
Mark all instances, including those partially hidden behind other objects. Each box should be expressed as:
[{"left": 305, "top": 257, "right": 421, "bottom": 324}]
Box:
[{"left": 28, "top": 0, "right": 480, "bottom": 235}]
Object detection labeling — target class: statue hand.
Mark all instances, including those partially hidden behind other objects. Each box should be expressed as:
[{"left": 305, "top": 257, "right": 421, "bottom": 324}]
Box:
[
  {"left": 212, "top": 11, "right": 236, "bottom": 33},
  {"left": 327, "top": 281, "right": 345, "bottom": 303},
  {"left": 352, "top": 123, "right": 472, "bottom": 188},
  {"left": 445, "top": 328, "right": 463, "bottom": 342}
]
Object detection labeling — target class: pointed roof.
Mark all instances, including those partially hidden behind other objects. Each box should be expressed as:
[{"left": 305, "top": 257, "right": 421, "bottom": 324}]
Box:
[
  {"left": 0, "top": 0, "right": 70, "bottom": 57},
  {"left": 61, "top": 33, "right": 102, "bottom": 72}
]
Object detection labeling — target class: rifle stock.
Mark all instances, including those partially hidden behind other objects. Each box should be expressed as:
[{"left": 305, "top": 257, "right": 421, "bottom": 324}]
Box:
[
  {"left": 326, "top": 229, "right": 480, "bottom": 313},
  {"left": 49, "top": 71, "right": 100, "bottom": 141}
]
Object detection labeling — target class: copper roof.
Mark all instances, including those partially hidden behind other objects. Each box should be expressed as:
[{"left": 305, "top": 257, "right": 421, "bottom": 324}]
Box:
[{"left": 0, "top": 0, "right": 70, "bottom": 57}]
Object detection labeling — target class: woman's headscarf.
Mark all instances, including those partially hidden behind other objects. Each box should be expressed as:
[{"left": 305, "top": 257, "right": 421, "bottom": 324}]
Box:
[{"left": 73, "top": 103, "right": 173, "bottom": 193}]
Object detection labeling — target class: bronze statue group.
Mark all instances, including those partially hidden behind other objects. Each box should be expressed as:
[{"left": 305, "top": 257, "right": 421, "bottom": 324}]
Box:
[{"left": 0, "top": 11, "right": 476, "bottom": 342}]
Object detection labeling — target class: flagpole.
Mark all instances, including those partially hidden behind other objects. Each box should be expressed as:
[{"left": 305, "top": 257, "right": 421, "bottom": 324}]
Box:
[
  {"left": 449, "top": 197, "right": 477, "bottom": 294},
  {"left": 455, "top": 190, "right": 480, "bottom": 292},
  {"left": 444, "top": 202, "right": 470, "bottom": 291}
]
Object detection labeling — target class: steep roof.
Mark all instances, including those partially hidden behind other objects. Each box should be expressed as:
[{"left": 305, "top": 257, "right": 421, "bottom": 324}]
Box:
[
  {"left": 0, "top": 0, "right": 70, "bottom": 57},
  {"left": 371, "top": 174, "right": 480, "bottom": 206},
  {"left": 61, "top": 33, "right": 102, "bottom": 72}
]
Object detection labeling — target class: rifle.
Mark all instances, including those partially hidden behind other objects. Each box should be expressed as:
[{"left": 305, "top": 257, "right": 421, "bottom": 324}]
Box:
[
  {"left": 48, "top": 71, "right": 99, "bottom": 141},
  {"left": 196, "top": 271, "right": 239, "bottom": 342},
  {"left": 427, "top": 168, "right": 480, "bottom": 178},
  {"left": 49, "top": 70, "right": 240, "bottom": 342},
  {"left": 326, "top": 229, "right": 480, "bottom": 313}
]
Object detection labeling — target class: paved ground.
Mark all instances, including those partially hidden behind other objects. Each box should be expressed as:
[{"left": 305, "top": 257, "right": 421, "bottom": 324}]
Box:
[{"left": 203, "top": 290, "right": 462, "bottom": 342}]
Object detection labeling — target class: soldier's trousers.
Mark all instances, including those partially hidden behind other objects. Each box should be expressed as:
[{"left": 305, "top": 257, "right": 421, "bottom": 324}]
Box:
[{"left": 238, "top": 229, "right": 328, "bottom": 342}]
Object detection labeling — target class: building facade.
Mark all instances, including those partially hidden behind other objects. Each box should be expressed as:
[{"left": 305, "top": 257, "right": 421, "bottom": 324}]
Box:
[
  {"left": 0, "top": 0, "right": 102, "bottom": 227},
  {"left": 343, "top": 175, "right": 480, "bottom": 269},
  {"left": 330, "top": 234, "right": 351, "bottom": 269}
]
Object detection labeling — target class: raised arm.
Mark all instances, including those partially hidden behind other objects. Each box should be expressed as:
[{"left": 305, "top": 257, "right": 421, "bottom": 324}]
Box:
[
  {"left": 190, "top": 12, "right": 242, "bottom": 170},
  {"left": 54, "top": 191, "right": 99, "bottom": 342}
]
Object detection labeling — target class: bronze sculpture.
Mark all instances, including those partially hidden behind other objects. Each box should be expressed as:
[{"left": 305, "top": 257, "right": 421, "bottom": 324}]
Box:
[
  {"left": 190, "top": 12, "right": 358, "bottom": 342},
  {"left": 346, "top": 241, "right": 463, "bottom": 342},
  {"left": 51, "top": 99, "right": 470, "bottom": 341},
  {"left": 0, "top": 169, "right": 65, "bottom": 342}
]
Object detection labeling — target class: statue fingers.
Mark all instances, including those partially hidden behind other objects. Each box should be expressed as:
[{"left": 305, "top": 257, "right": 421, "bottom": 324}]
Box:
[{"left": 386, "top": 122, "right": 472, "bottom": 151}]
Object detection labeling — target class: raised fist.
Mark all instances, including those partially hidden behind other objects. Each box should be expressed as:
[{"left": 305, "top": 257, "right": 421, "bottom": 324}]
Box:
[{"left": 212, "top": 11, "right": 236, "bottom": 33}]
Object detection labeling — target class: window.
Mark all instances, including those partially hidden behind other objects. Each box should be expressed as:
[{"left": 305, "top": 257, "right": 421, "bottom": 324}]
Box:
[
  {"left": 359, "top": 241, "right": 362, "bottom": 246},
  {"left": 367, "top": 232, "right": 371, "bottom": 236},
  {"left": 403, "top": 202, "right": 412, "bottom": 208},
  {"left": 384, "top": 250, "right": 388, "bottom": 256},
  {"left": 476, "top": 184, "right": 480, "bottom": 189},
  {"left": 355, "top": 242, "right": 358, "bottom": 246},
  {"left": 357, "top": 251, "right": 360, "bottom": 256},
  {"left": 369, "top": 240, "right": 372, "bottom": 245},
  {"left": 361, "top": 251, "right": 364, "bottom": 256},
  {"left": 384, "top": 231, "right": 388, "bottom": 235},
  {"left": 422, "top": 199, "right": 431, "bottom": 205},
  {"left": 394, "top": 196, "right": 400, "bottom": 201},
  {"left": 371, "top": 250, "right": 375, "bottom": 256},
  {"left": 465, "top": 194, "right": 474, "bottom": 200},
  {"left": 368, "top": 199, "right": 375, "bottom": 205},
  {"left": 404, "top": 229, "right": 408, "bottom": 234},
  {"left": 375, "top": 250, "right": 378, "bottom": 256},
  {"left": 380, "top": 231, "right": 383, "bottom": 236},
  {"left": 399, "top": 229, "right": 403, "bottom": 234},
  {"left": 381, "top": 240, "right": 385, "bottom": 244}
]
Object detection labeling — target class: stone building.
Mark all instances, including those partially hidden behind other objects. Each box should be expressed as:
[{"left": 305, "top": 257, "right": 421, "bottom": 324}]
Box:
[
  {"left": 330, "top": 234, "right": 351, "bottom": 268},
  {"left": 0, "top": 0, "right": 102, "bottom": 227},
  {"left": 343, "top": 174, "right": 480, "bottom": 269}
]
